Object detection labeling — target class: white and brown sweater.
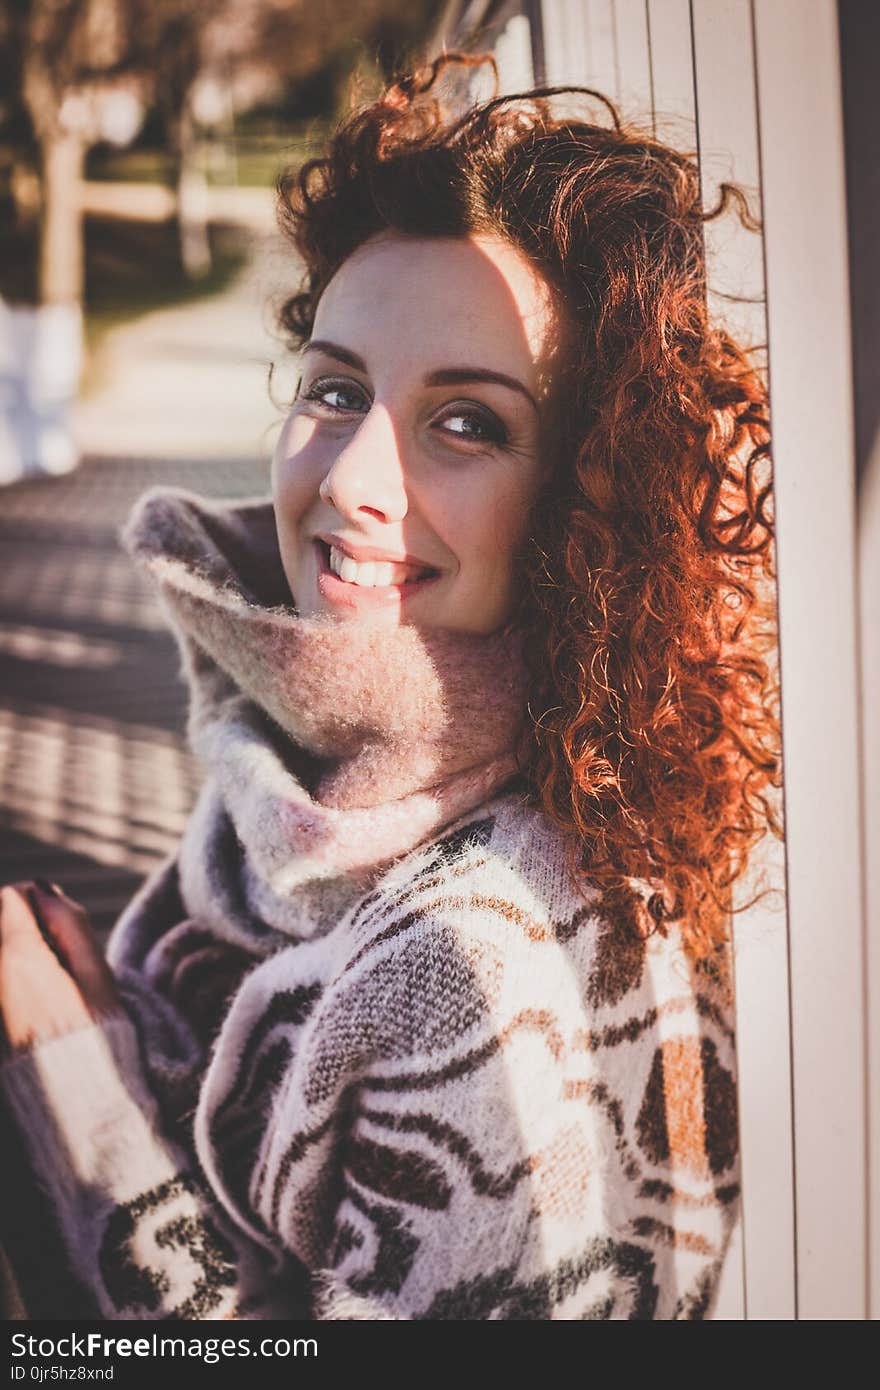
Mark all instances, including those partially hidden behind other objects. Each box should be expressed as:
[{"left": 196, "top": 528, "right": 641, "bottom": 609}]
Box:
[{"left": 0, "top": 490, "right": 741, "bottom": 1320}]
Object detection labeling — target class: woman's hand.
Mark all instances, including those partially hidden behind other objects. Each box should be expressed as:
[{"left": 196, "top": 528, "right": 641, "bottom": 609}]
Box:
[{"left": 0, "top": 880, "right": 122, "bottom": 1055}]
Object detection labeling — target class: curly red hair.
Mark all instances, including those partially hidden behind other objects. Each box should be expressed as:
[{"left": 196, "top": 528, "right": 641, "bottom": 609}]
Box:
[{"left": 276, "top": 53, "right": 781, "bottom": 959}]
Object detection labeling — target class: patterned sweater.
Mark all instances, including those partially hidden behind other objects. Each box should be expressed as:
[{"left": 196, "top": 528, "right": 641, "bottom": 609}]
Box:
[
  {"left": 1, "top": 786, "right": 740, "bottom": 1321},
  {"left": 0, "top": 487, "right": 741, "bottom": 1320}
]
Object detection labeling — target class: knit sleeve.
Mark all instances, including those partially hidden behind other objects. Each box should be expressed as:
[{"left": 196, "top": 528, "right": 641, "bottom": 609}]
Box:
[
  {"left": 0, "top": 1014, "right": 308, "bottom": 1320},
  {"left": 193, "top": 819, "right": 742, "bottom": 1321}
]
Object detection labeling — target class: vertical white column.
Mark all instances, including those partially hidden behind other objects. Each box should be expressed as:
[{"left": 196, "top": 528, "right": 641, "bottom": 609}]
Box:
[
  {"left": 753, "top": 0, "right": 867, "bottom": 1319},
  {"left": 691, "top": 0, "right": 764, "bottom": 348},
  {"left": 493, "top": 11, "right": 536, "bottom": 93},
  {"left": 541, "top": 0, "right": 591, "bottom": 87},
  {"left": 861, "top": 417, "right": 880, "bottom": 1325},
  {"left": 584, "top": 0, "right": 620, "bottom": 97},
  {"left": 690, "top": 0, "right": 794, "bottom": 1322},
  {"left": 612, "top": 0, "right": 653, "bottom": 123},
  {"left": 646, "top": 0, "right": 696, "bottom": 141}
]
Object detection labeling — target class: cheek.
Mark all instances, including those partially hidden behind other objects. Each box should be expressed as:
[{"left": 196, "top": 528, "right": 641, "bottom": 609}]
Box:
[
  {"left": 442, "top": 474, "right": 535, "bottom": 585},
  {"left": 272, "top": 416, "right": 325, "bottom": 524}
]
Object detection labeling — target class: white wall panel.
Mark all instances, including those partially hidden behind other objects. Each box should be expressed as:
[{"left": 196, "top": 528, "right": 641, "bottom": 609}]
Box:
[
  {"left": 541, "top": 0, "right": 591, "bottom": 87},
  {"left": 646, "top": 0, "right": 696, "bottom": 140},
  {"left": 612, "top": 0, "right": 653, "bottom": 123},
  {"left": 690, "top": 0, "right": 794, "bottom": 1321},
  {"left": 691, "top": 0, "right": 764, "bottom": 348},
  {"left": 584, "top": 0, "right": 619, "bottom": 96},
  {"left": 861, "top": 429, "right": 880, "bottom": 1324},
  {"left": 753, "top": 0, "right": 866, "bottom": 1319},
  {"left": 493, "top": 11, "right": 535, "bottom": 93}
]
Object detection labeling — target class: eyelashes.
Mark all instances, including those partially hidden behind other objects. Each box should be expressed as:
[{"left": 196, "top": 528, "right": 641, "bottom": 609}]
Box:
[
  {"left": 300, "top": 375, "right": 510, "bottom": 449},
  {"left": 302, "top": 376, "right": 368, "bottom": 413},
  {"left": 435, "top": 406, "right": 509, "bottom": 446}
]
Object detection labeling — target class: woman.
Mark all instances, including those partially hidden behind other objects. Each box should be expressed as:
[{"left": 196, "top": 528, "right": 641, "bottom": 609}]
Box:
[{"left": 0, "top": 55, "right": 778, "bottom": 1320}]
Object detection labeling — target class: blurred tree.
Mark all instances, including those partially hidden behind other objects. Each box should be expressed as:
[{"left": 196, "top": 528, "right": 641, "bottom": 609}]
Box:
[
  {"left": 147, "top": 0, "right": 446, "bottom": 277},
  {"left": 0, "top": 0, "right": 445, "bottom": 301},
  {"left": 128, "top": 1, "right": 208, "bottom": 276},
  {"left": 1, "top": 0, "right": 136, "bottom": 304}
]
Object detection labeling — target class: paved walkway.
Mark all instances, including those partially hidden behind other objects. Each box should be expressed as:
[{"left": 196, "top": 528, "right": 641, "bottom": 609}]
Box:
[
  {"left": 0, "top": 454, "right": 276, "bottom": 1317},
  {"left": 74, "top": 227, "right": 301, "bottom": 462},
  {"left": 0, "top": 240, "right": 297, "bottom": 937},
  {"left": 0, "top": 456, "right": 271, "bottom": 938}
]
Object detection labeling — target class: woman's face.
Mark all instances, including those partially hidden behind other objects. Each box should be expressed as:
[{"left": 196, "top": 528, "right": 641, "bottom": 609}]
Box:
[{"left": 271, "top": 231, "right": 557, "bottom": 634}]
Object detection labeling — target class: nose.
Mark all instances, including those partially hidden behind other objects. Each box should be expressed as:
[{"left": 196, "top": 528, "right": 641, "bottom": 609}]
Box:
[{"left": 318, "top": 403, "right": 408, "bottom": 524}]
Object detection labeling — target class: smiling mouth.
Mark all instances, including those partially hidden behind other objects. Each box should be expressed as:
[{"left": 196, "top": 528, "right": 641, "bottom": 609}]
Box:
[
  {"left": 317, "top": 540, "right": 439, "bottom": 587},
  {"left": 313, "top": 540, "right": 442, "bottom": 605}
]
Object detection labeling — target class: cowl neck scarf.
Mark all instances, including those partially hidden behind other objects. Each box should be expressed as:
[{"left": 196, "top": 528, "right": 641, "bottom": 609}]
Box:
[{"left": 118, "top": 487, "right": 531, "bottom": 955}]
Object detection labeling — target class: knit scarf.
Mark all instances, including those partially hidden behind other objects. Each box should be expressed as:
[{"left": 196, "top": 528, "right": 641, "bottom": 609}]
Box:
[{"left": 113, "top": 487, "right": 531, "bottom": 974}]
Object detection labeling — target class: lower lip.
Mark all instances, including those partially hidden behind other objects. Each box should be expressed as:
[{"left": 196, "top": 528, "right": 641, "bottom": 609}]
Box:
[{"left": 313, "top": 541, "right": 442, "bottom": 610}]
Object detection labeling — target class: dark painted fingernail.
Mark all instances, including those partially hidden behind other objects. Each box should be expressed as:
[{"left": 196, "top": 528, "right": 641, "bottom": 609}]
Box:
[{"left": 34, "top": 878, "right": 60, "bottom": 898}]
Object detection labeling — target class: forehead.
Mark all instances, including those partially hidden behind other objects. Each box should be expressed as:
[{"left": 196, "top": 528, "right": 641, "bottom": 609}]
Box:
[{"left": 312, "top": 232, "right": 555, "bottom": 381}]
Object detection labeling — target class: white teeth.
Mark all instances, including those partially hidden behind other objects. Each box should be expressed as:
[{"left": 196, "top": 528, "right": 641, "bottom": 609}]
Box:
[{"left": 328, "top": 545, "right": 428, "bottom": 588}]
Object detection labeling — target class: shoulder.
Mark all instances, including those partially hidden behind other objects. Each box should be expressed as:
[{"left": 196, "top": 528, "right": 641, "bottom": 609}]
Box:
[
  {"left": 345, "top": 784, "right": 590, "bottom": 937},
  {"left": 327, "top": 786, "right": 588, "bottom": 992},
  {"left": 321, "top": 786, "right": 735, "bottom": 1064}
]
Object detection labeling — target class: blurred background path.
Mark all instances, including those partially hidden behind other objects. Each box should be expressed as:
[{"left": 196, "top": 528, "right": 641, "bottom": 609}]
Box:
[
  {"left": 0, "top": 222, "right": 298, "bottom": 936},
  {"left": 0, "top": 453, "right": 272, "bottom": 939},
  {"left": 74, "top": 201, "right": 296, "bottom": 461}
]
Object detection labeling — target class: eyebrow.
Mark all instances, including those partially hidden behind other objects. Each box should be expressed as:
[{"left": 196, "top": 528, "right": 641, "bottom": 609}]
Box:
[
  {"left": 302, "top": 339, "right": 538, "bottom": 414},
  {"left": 302, "top": 340, "right": 366, "bottom": 371},
  {"left": 425, "top": 368, "right": 538, "bottom": 414}
]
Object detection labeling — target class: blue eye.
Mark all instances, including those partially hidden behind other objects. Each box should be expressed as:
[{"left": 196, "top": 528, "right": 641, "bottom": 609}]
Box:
[
  {"left": 436, "top": 405, "right": 508, "bottom": 446},
  {"left": 303, "top": 377, "right": 369, "bottom": 413}
]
